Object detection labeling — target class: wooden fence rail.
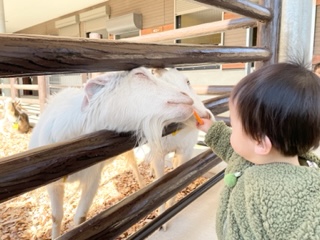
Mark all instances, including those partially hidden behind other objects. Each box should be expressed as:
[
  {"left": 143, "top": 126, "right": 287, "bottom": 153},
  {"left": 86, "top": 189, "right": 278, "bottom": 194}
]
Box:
[
  {"left": 0, "top": 34, "right": 270, "bottom": 78},
  {"left": 192, "top": 85, "right": 233, "bottom": 95},
  {"left": 195, "top": 0, "right": 272, "bottom": 21},
  {"left": 126, "top": 17, "right": 256, "bottom": 43},
  {"left": 0, "top": 83, "right": 38, "bottom": 91}
]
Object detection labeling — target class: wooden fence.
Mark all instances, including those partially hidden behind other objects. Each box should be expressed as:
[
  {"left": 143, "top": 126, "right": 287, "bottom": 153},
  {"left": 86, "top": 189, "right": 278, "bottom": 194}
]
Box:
[{"left": 0, "top": 0, "right": 281, "bottom": 239}]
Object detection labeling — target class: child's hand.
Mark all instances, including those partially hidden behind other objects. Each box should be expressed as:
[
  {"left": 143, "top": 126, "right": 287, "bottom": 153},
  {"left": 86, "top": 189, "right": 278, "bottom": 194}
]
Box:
[{"left": 196, "top": 118, "right": 214, "bottom": 133}]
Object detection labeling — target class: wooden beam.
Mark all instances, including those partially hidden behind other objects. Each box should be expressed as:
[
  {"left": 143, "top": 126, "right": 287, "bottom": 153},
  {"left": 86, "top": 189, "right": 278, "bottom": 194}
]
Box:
[
  {"left": 255, "top": 0, "right": 281, "bottom": 68},
  {"left": 126, "top": 17, "right": 256, "bottom": 43},
  {"left": 0, "top": 95, "right": 229, "bottom": 203},
  {"left": 215, "top": 116, "right": 230, "bottom": 126},
  {"left": 194, "top": 0, "right": 272, "bottom": 22},
  {"left": 9, "top": 78, "right": 17, "bottom": 99},
  {"left": 0, "top": 96, "right": 39, "bottom": 104},
  {"left": 13, "top": 84, "right": 39, "bottom": 90},
  {"left": 15, "top": 97, "right": 39, "bottom": 104},
  {"left": 203, "top": 93, "right": 230, "bottom": 115},
  {"left": 193, "top": 85, "right": 233, "bottom": 95},
  {"left": 0, "top": 34, "right": 271, "bottom": 78}
]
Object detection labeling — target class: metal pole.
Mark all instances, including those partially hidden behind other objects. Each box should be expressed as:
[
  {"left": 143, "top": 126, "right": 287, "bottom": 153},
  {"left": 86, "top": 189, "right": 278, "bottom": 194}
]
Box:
[
  {"left": 279, "top": 0, "right": 314, "bottom": 63},
  {"left": 310, "top": 0, "right": 317, "bottom": 65},
  {"left": 245, "top": 27, "right": 253, "bottom": 74}
]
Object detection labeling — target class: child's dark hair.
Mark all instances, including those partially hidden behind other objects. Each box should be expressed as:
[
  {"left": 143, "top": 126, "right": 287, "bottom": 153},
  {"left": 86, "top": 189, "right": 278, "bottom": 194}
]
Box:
[{"left": 230, "top": 62, "right": 320, "bottom": 156}]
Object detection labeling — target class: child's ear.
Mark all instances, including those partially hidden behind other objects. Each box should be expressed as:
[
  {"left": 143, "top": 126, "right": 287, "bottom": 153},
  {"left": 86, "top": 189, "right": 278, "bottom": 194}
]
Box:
[{"left": 254, "top": 135, "right": 272, "bottom": 155}]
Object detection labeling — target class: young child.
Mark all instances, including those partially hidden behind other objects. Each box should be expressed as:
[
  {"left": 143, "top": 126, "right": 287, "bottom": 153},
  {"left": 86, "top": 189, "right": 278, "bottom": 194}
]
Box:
[{"left": 197, "top": 62, "right": 320, "bottom": 239}]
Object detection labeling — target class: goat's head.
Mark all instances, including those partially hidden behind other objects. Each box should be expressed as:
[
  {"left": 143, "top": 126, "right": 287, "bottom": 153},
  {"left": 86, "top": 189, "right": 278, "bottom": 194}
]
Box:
[
  {"left": 152, "top": 68, "right": 213, "bottom": 127},
  {"left": 81, "top": 67, "right": 195, "bottom": 144}
]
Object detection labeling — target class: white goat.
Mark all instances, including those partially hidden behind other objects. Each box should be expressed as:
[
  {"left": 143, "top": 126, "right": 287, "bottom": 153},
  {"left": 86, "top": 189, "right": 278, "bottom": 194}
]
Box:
[
  {"left": 147, "top": 68, "right": 213, "bottom": 230},
  {"left": 28, "top": 67, "right": 195, "bottom": 239}
]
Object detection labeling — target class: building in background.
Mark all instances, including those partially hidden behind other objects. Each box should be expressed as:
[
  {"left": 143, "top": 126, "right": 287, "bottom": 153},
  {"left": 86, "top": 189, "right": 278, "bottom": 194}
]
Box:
[{"left": 2, "top": 0, "right": 318, "bottom": 99}]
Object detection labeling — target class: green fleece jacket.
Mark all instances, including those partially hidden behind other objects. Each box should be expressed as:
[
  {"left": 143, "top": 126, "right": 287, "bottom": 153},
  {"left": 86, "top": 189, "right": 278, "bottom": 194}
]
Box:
[{"left": 205, "top": 121, "right": 320, "bottom": 240}]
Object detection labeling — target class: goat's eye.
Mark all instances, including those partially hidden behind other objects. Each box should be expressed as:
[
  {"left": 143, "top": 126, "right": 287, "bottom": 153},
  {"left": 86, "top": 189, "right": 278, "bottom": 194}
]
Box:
[{"left": 186, "top": 80, "right": 190, "bottom": 85}]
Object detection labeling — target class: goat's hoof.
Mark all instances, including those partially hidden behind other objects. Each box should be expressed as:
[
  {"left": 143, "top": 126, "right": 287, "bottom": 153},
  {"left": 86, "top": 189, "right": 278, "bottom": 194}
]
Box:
[{"left": 160, "top": 223, "right": 168, "bottom": 231}]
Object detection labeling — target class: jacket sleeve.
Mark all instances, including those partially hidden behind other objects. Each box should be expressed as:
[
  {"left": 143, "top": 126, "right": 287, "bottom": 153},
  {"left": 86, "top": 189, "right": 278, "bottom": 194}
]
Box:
[
  {"left": 204, "top": 121, "right": 234, "bottom": 163},
  {"left": 301, "top": 151, "right": 320, "bottom": 167}
]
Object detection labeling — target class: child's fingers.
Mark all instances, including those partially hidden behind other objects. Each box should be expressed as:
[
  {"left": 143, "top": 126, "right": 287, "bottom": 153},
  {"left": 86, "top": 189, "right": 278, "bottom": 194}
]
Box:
[{"left": 196, "top": 118, "right": 213, "bottom": 133}]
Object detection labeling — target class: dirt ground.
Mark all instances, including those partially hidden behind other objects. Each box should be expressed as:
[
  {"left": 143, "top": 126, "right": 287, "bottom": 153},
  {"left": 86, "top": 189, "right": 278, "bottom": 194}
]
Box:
[{"left": 0, "top": 131, "right": 206, "bottom": 240}]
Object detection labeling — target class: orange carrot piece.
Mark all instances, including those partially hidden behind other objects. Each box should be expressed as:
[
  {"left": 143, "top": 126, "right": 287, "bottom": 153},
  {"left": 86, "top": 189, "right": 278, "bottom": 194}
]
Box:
[{"left": 193, "top": 110, "right": 204, "bottom": 125}]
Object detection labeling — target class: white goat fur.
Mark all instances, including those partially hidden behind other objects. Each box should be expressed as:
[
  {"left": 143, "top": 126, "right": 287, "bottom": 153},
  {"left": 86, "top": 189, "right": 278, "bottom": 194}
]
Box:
[
  {"left": 146, "top": 68, "right": 213, "bottom": 230},
  {"left": 28, "top": 67, "right": 194, "bottom": 239}
]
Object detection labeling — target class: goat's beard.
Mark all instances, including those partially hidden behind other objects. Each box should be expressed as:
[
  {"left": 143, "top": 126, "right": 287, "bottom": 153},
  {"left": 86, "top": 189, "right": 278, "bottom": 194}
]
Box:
[{"left": 136, "top": 115, "right": 168, "bottom": 159}]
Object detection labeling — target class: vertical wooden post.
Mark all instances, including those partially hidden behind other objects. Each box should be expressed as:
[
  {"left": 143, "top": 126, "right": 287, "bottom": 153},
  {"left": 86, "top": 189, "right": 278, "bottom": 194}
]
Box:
[
  {"left": 81, "top": 73, "right": 88, "bottom": 85},
  {"left": 256, "top": 0, "right": 282, "bottom": 69},
  {"left": 89, "top": 32, "right": 102, "bottom": 79},
  {"left": 37, "top": 76, "right": 47, "bottom": 112},
  {"left": 9, "top": 78, "right": 18, "bottom": 99}
]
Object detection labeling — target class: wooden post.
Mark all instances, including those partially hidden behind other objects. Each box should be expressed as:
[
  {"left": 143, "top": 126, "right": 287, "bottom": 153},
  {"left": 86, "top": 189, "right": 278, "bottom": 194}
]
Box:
[
  {"left": 9, "top": 78, "right": 18, "bottom": 99},
  {"left": 37, "top": 76, "right": 47, "bottom": 112},
  {"left": 89, "top": 32, "right": 102, "bottom": 78},
  {"left": 81, "top": 73, "right": 88, "bottom": 85},
  {"left": 255, "top": 0, "right": 282, "bottom": 68}
]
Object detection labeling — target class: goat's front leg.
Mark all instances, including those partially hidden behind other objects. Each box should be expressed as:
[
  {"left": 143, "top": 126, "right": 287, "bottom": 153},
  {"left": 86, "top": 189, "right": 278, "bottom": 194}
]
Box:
[
  {"left": 47, "top": 179, "right": 65, "bottom": 239},
  {"left": 149, "top": 152, "right": 173, "bottom": 230},
  {"left": 163, "top": 148, "right": 195, "bottom": 229},
  {"left": 124, "top": 149, "right": 145, "bottom": 188},
  {"left": 73, "top": 166, "right": 103, "bottom": 226}
]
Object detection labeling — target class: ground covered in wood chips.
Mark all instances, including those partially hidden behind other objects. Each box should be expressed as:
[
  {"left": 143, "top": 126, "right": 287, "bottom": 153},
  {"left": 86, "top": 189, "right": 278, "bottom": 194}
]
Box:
[{"left": 0, "top": 131, "right": 207, "bottom": 240}]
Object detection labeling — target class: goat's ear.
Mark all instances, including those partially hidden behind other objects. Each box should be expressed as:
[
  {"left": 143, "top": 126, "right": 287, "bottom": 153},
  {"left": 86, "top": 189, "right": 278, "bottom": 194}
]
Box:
[
  {"left": 151, "top": 68, "right": 168, "bottom": 77},
  {"left": 81, "top": 77, "right": 108, "bottom": 111}
]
